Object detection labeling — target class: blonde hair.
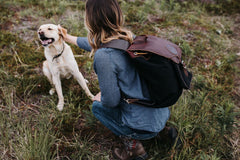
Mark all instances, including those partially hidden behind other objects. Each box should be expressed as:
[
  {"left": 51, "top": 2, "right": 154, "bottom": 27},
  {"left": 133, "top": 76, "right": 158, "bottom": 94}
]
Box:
[{"left": 85, "top": 0, "right": 133, "bottom": 55}]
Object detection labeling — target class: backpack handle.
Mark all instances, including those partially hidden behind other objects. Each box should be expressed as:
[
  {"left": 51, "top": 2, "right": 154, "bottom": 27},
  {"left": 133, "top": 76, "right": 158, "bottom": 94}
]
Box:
[{"left": 133, "top": 35, "right": 148, "bottom": 43}]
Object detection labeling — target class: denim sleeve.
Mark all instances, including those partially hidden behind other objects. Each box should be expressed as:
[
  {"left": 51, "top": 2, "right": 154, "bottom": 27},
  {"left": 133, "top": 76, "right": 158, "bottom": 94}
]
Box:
[
  {"left": 94, "top": 49, "right": 121, "bottom": 107},
  {"left": 76, "top": 37, "right": 92, "bottom": 52}
]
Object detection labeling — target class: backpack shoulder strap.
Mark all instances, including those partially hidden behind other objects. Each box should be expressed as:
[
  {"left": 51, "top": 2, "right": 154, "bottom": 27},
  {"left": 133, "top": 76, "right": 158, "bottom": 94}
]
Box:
[{"left": 100, "top": 39, "right": 130, "bottom": 51}]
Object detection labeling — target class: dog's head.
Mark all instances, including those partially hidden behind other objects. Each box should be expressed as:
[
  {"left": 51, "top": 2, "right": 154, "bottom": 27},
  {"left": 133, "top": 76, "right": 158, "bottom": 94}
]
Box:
[{"left": 38, "top": 24, "right": 66, "bottom": 47}]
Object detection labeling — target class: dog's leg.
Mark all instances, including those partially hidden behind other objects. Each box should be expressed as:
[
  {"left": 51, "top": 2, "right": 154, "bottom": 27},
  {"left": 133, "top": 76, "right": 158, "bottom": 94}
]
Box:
[
  {"left": 43, "top": 61, "right": 56, "bottom": 95},
  {"left": 73, "top": 71, "right": 94, "bottom": 99},
  {"left": 52, "top": 74, "right": 64, "bottom": 111}
]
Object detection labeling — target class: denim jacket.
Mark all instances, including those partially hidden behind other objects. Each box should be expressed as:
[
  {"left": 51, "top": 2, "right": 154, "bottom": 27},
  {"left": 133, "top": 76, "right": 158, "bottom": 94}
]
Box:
[{"left": 77, "top": 37, "right": 170, "bottom": 132}]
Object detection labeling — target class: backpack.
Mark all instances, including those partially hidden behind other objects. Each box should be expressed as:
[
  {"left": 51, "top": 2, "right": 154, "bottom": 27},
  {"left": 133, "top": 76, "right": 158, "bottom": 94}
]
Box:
[{"left": 101, "top": 35, "right": 192, "bottom": 108}]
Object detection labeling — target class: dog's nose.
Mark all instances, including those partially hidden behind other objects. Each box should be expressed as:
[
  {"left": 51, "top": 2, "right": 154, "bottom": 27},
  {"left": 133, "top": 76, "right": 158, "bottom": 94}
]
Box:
[{"left": 38, "top": 31, "right": 44, "bottom": 35}]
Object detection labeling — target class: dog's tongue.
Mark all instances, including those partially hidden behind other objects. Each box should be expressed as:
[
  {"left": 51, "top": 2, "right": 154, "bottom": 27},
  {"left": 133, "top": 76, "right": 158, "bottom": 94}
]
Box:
[{"left": 41, "top": 39, "right": 52, "bottom": 45}]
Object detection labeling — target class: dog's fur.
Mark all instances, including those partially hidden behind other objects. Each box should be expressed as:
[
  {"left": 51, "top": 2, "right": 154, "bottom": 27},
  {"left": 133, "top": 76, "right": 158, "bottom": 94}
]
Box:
[{"left": 38, "top": 24, "right": 94, "bottom": 111}]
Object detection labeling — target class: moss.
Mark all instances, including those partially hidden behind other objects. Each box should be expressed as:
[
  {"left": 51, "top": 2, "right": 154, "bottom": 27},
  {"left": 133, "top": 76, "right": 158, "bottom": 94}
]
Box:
[{"left": 0, "top": 30, "right": 44, "bottom": 69}]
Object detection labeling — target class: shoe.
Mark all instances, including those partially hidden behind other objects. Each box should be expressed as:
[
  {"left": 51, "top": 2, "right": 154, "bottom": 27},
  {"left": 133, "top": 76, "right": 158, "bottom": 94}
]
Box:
[
  {"left": 168, "top": 127, "right": 182, "bottom": 148},
  {"left": 113, "top": 139, "right": 148, "bottom": 160},
  {"left": 157, "top": 127, "right": 182, "bottom": 148}
]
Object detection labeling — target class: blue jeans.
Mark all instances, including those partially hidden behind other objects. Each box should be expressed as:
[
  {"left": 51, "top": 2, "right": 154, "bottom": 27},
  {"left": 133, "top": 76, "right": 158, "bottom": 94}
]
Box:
[{"left": 92, "top": 101, "right": 158, "bottom": 140}]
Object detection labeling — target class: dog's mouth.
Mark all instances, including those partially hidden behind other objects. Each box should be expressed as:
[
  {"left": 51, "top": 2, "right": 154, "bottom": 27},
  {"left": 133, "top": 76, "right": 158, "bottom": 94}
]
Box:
[{"left": 39, "top": 35, "right": 55, "bottom": 46}]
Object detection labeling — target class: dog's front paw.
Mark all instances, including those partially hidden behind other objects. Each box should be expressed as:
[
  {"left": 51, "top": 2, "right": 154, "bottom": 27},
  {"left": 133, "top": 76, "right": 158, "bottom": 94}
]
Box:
[
  {"left": 49, "top": 88, "right": 55, "bottom": 95},
  {"left": 89, "top": 94, "right": 94, "bottom": 100},
  {"left": 57, "top": 103, "right": 64, "bottom": 111}
]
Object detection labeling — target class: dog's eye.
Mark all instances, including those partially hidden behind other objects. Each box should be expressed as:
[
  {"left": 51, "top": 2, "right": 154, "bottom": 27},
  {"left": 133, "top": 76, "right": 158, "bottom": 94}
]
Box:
[{"left": 48, "top": 28, "right": 53, "bottom": 30}]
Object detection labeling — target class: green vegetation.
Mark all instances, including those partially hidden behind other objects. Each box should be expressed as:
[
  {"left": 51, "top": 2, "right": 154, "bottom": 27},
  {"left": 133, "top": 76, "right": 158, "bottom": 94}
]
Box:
[{"left": 0, "top": 0, "right": 239, "bottom": 159}]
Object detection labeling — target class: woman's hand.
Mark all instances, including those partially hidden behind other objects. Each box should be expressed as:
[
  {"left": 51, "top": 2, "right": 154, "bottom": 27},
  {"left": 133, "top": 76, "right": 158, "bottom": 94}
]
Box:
[
  {"left": 58, "top": 24, "right": 68, "bottom": 39},
  {"left": 93, "top": 92, "right": 101, "bottom": 102},
  {"left": 58, "top": 24, "right": 78, "bottom": 46}
]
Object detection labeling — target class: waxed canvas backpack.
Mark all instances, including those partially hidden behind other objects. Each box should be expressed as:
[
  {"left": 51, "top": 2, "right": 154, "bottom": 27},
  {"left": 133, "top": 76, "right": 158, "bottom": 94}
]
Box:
[{"left": 101, "top": 35, "right": 192, "bottom": 108}]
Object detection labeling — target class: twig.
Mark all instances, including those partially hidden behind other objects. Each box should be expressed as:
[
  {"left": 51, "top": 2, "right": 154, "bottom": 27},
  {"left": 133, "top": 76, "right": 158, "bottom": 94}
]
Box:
[
  {"left": 27, "top": 105, "right": 40, "bottom": 114},
  {"left": 11, "top": 47, "right": 28, "bottom": 66},
  {"left": 74, "top": 55, "right": 84, "bottom": 58}
]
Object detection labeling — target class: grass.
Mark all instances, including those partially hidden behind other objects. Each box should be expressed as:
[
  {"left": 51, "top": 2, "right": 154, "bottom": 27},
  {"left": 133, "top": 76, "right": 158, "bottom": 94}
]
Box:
[{"left": 0, "top": 0, "right": 239, "bottom": 159}]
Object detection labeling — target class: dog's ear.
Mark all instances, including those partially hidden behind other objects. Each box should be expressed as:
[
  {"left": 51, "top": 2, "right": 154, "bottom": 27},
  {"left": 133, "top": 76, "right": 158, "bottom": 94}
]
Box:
[{"left": 58, "top": 24, "right": 67, "bottom": 38}]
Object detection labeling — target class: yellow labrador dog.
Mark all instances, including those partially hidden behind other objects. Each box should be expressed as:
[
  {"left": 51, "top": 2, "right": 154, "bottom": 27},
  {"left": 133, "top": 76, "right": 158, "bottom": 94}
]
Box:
[{"left": 38, "top": 24, "right": 94, "bottom": 111}]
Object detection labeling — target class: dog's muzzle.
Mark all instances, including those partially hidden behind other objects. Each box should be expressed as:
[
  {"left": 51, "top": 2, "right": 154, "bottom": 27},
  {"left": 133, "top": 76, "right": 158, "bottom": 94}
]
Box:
[{"left": 38, "top": 32, "right": 55, "bottom": 46}]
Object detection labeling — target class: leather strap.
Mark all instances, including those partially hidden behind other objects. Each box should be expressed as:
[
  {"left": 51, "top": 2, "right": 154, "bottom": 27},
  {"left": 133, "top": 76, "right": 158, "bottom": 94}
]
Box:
[{"left": 100, "top": 39, "right": 130, "bottom": 51}]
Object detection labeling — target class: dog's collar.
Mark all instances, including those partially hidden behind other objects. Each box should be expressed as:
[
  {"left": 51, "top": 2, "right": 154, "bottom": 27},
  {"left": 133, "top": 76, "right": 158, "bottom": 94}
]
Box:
[{"left": 52, "top": 42, "right": 65, "bottom": 62}]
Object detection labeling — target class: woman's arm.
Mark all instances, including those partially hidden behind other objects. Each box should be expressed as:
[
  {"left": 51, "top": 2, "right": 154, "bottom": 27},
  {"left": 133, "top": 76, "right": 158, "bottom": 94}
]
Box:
[{"left": 94, "top": 50, "right": 121, "bottom": 107}]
